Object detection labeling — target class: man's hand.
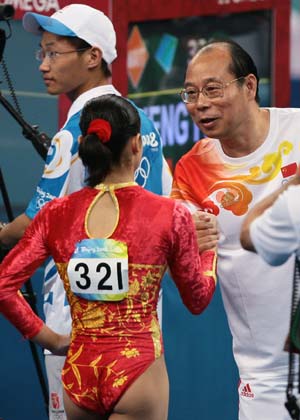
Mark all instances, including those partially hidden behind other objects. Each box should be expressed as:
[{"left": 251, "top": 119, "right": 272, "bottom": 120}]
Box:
[{"left": 192, "top": 211, "right": 219, "bottom": 252}]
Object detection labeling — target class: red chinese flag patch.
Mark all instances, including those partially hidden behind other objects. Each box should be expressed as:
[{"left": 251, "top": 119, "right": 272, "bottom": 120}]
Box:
[{"left": 281, "top": 162, "right": 298, "bottom": 178}]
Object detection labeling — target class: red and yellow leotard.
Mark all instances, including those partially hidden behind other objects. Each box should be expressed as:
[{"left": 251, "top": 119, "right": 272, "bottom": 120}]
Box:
[{"left": 0, "top": 183, "right": 216, "bottom": 415}]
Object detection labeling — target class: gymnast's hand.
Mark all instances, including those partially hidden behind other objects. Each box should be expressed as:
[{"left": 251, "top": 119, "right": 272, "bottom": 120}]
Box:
[
  {"left": 32, "top": 325, "right": 70, "bottom": 356},
  {"left": 192, "top": 211, "right": 219, "bottom": 252},
  {"left": 51, "top": 333, "right": 71, "bottom": 356}
]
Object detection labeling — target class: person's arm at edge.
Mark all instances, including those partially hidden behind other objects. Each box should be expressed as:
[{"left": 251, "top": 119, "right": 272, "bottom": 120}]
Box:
[
  {"left": 241, "top": 167, "right": 300, "bottom": 252},
  {"left": 32, "top": 324, "right": 70, "bottom": 356}
]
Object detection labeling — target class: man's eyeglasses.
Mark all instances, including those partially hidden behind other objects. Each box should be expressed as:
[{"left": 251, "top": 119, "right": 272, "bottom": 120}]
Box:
[
  {"left": 180, "top": 76, "right": 246, "bottom": 104},
  {"left": 35, "top": 48, "right": 90, "bottom": 62}
]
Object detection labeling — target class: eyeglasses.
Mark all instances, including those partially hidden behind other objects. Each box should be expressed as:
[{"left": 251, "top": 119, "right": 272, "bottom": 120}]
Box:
[
  {"left": 180, "top": 76, "right": 246, "bottom": 104},
  {"left": 35, "top": 48, "right": 90, "bottom": 62}
]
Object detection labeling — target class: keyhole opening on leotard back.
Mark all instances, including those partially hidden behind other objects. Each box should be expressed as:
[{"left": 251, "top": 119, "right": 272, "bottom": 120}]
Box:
[{"left": 87, "top": 191, "right": 119, "bottom": 239}]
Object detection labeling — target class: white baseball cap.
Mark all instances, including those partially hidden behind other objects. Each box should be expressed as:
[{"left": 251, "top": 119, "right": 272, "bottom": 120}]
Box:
[{"left": 23, "top": 4, "right": 117, "bottom": 64}]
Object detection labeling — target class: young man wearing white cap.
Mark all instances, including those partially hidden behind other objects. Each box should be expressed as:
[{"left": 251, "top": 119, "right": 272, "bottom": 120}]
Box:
[{"left": 0, "top": 4, "right": 171, "bottom": 419}]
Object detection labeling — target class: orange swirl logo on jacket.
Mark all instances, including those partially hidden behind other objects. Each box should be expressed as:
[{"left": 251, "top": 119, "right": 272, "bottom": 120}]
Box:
[{"left": 172, "top": 139, "right": 295, "bottom": 217}]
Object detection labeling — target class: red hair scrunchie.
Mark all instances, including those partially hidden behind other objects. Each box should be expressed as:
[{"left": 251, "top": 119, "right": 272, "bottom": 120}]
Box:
[{"left": 87, "top": 119, "right": 112, "bottom": 143}]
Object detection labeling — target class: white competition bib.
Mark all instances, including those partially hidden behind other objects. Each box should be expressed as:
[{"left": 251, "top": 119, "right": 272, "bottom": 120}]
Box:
[{"left": 67, "top": 238, "right": 129, "bottom": 301}]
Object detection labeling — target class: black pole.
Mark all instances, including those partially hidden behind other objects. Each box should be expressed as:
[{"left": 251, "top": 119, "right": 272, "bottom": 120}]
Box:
[{"left": 0, "top": 168, "right": 49, "bottom": 413}]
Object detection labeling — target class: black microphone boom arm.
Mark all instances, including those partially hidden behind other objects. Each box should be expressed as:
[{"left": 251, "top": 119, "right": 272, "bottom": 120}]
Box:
[{"left": 0, "top": 90, "right": 51, "bottom": 161}]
